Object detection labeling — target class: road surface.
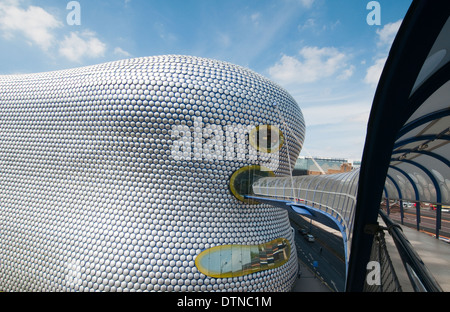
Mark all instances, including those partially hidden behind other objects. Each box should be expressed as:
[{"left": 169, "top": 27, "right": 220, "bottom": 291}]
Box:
[{"left": 289, "top": 211, "right": 346, "bottom": 292}]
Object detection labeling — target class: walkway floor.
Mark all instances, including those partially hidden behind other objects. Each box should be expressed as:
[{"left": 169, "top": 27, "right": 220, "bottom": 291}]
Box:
[{"left": 382, "top": 219, "right": 450, "bottom": 292}]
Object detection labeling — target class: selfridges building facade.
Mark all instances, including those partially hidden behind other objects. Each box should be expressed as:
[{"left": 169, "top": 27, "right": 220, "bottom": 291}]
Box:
[{"left": 0, "top": 55, "right": 305, "bottom": 292}]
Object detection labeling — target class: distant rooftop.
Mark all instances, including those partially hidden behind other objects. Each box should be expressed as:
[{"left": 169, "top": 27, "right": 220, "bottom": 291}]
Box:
[{"left": 294, "top": 156, "right": 360, "bottom": 175}]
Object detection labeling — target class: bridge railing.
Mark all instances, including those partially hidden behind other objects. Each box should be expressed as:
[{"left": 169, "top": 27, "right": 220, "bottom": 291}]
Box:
[
  {"left": 250, "top": 171, "right": 443, "bottom": 292},
  {"left": 252, "top": 170, "right": 359, "bottom": 244},
  {"left": 369, "top": 209, "right": 443, "bottom": 292}
]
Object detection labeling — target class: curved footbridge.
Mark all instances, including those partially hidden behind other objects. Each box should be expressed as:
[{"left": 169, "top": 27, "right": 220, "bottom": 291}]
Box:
[{"left": 244, "top": 170, "right": 359, "bottom": 281}]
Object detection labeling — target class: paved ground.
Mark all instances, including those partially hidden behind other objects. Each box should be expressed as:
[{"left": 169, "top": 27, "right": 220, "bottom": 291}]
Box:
[
  {"left": 381, "top": 219, "right": 450, "bottom": 292},
  {"left": 291, "top": 260, "right": 331, "bottom": 292}
]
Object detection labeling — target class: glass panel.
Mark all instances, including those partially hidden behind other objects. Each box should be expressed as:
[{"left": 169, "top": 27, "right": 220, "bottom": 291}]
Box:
[{"left": 195, "top": 238, "right": 291, "bottom": 278}]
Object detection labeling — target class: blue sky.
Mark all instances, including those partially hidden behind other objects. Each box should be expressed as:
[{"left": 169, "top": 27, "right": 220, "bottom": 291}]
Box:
[{"left": 0, "top": 0, "right": 413, "bottom": 160}]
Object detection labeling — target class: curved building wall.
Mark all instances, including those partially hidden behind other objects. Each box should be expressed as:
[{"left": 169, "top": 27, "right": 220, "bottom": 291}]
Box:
[{"left": 0, "top": 55, "right": 305, "bottom": 291}]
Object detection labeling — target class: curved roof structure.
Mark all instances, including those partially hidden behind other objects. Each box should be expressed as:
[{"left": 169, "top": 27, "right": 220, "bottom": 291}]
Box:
[
  {"left": 383, "top": 19, "right": 450, "bottom": 237},
  {"left": 347, "top": 0, "right": 450, "bottom": 291},
  {"left": 385, "top": 17, "right": 450, "bottom": 208},
  {"left": 246, "top": 0, "right": 450, "bottom": 292}
]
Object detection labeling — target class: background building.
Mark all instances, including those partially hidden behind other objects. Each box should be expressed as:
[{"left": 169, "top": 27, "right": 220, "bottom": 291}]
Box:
[{"left": 293, "top": 156, "right": 358, "bottom": 176}]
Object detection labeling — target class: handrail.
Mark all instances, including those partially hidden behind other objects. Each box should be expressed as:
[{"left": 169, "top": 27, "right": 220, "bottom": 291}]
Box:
[{"left": 378, "top": 209, "right": 442, "bottom": 292}]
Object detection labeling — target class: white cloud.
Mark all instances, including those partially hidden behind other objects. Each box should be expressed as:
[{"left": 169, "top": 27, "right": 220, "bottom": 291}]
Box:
[
  {"left": 216, "top": 32, "right": 232, "bottom": 48},
  {"left": 59, "top": 31, "right": 107, "bottom": 63},
  {"left": 376, "top": 20, "right": 402, "bottom": 47},
  {"left": 298, "top": 18, "right": 316, "bottom": 31},
  {"left": 0, "top": 0, "right": 62, "bottom": 50},
  {"left": 250, "top": 12, "right": 261, "bottom": 26},
  {"left": 364, "top": 20, "right": 402, "bottom": 86},
  {"left": 0, "top": 1, "right": 110, "bottom": 63},
  {"left": 268, "top": 46, "right": 354, "bottom": 85},
  {"left": 338, "top": 65, "right": 355, "bottom": 80},
  {"left": 302, "top": 102, "right": 370, "bottom": 127},
  {"left": 299, "top": 96, "right": 371, "bottom": 160},
  {"left": 364, "top": 57, "right": 387, "bottom": 87},
  {"left": 299, "top": 0, "right": 315, "bottom": 8},
  {"left": 114, "top": 47, "right": 131, "bottom": 58}
]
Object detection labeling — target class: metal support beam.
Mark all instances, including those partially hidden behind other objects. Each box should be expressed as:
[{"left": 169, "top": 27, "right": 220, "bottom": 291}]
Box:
[
  {"left": 398, "top": 159, "right": 442, "bottom": 239},
  {"left": 386, "top": 174, "right": 405, "bottom": 227},
  {"left": 389, "top": 166, "right": 421, "bottom": 229}
]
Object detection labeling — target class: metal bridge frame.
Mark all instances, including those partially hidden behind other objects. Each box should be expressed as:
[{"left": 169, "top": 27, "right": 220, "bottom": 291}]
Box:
[{"left": 346, "top": 0, "right": 450, "bottom": 291}]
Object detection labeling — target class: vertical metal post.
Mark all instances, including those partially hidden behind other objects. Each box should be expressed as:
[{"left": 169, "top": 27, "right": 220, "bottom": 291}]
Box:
[
  {"left": 415, "top": 201, "right": 420, "bottom": 231},
  {"left": 436, "top": 204, "right": 441, "bottom": 239}
]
